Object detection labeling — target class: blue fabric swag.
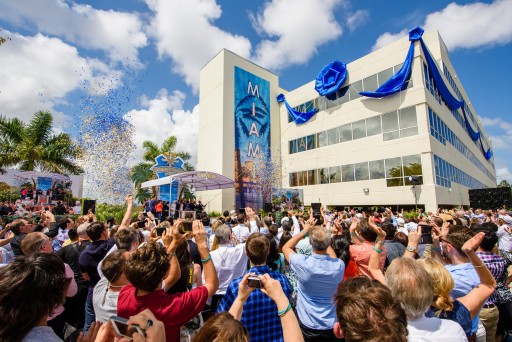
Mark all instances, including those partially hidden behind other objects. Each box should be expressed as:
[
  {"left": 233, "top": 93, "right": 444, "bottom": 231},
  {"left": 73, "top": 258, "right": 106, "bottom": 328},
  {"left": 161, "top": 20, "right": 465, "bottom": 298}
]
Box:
[{"left": 276, "top": 94, "right": 318, "bottom": 125}]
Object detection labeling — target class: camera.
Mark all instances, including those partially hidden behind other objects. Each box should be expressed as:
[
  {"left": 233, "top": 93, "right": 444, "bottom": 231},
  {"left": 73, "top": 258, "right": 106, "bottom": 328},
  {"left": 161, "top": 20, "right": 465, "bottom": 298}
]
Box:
[
  {"left": 179, "top": 220, "right": 193, "bottom": 234},
  {"left": 155, "top": 227, "right": 165, "bottom": 236},
  {"left": 247, "top": 275, "right": 262, "bottom": 288}
]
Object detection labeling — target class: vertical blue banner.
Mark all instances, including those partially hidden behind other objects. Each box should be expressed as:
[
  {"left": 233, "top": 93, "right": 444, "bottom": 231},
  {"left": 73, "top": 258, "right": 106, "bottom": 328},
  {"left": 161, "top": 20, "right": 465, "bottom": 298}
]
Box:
[
  {"left": 159, "top": 180, "right": 179, "bottom": 203},
  {"left": 37, "top": 177, "right": 53, "bottom": 191},
  {"left": 234, "top": 67, "right": 271, "bottom": 211}
]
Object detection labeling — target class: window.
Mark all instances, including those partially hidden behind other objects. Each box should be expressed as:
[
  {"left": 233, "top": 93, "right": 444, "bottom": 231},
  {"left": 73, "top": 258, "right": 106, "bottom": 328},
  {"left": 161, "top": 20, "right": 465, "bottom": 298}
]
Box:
[
  {"left": 354, "top": 162, "right": 369, "bottom": 181},
  {"left": 327, "top": 127, "right": 339, "bottom": 145},
  {"left": 289, "top": 140, "right": 297, "bottom": 154},
  {"left": 339, "top": 124, "right": 352, "bottom": 142},
  {"left": 337, "top": 86, "right": 350, "bottom": 105},
  {"left": 320, "top": 168, "right": 329, "bottom": 184},
  {"left": 385, "top": 157, "right": 403, "bottom": 178},
  {"left": 399, "top": 106, "right": 418, "bottom": 138},
  {"left": 403, "top": 154, "right": 423, "bottom": 185},
  {"left": 363, "top": 74, "right": 378, "bottom": 92},
  {"left": 342, "top": 164, "right": 355, "bottom": 182},
  {"left": 306, "top": 134, "right": 316, "bottom": 150},
  {"left": 382, "top": 111, "right": 399, "bottom": 141},
  {"left": 298, "top": 171, "right": 307, "bottom": 186},
  {"left": 297, "top": 137, "right": 307, "bottom": 152},
  {"left": 329, "top": 166, "right": 341, "bottom": 183},
  {"left": 317, "top": 131, "right": 328, "bottom": 148},
  {"left": 366, "top": 116, "right": 382, "bottom": 136},
  {"left": 349, "top": 80, "right": 362, "bottom": 101},
  {"left": 369, "top": 160, "right": 385, "bottom": 179},
  {"left": 352, "top": 119, "right": 366, "bottom": 140},
  {"left": 307, "top": 170, "right": 318, "bottom": 185},
  {"left": 289, "top": 173, "right": 297, "bottom": 187},
  {"left": 378, "top": 67, "right": 394, "bottom": 86}
]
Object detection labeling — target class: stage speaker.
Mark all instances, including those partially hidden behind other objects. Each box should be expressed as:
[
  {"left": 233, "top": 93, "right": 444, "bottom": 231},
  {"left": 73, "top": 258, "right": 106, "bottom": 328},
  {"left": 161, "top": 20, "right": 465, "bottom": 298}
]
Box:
[
  {"left": 263, "top": 203, "right": 273, "bottom": 213},
  {"left": 469, "top": 187, "right": 512, "bottom": 209},
  {"left": 83, "top": 199, "right": 96, "bottom": 215}
]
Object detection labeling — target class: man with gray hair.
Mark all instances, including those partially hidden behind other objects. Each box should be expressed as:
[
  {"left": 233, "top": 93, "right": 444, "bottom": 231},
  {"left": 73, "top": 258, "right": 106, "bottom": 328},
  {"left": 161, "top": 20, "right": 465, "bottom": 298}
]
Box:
[
  {"left": 283, "top": 218, "right": 344, "bottom": 341},
  {"left": 207, "top": 224, "right": 248, "bottom": 313},
  {"left": 385, "top": 257, "right": 467, "bottom": 341}
]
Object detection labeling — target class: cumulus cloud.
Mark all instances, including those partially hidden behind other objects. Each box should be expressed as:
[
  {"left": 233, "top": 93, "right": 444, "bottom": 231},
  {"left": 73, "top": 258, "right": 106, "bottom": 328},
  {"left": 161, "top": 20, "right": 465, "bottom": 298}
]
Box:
[
  {"left": 480, "top": 116, "right": 512, "bottom": 150},
  {"left": 496, "top": 167, "right": 512, "bottom": 183},
  {"left": 0, "top": 0, "right": 147, "bottom": 66},
  {"left": 145, "top": 0, "right": 252, "bottom": 92},
  {"left": 251, "top": 0, "right": 344, "bottom": 70},
  {"left": 0, "top": 31, "right": 120, "bottom": 128},
  {"left": 346, "top": 9, "right": 369, "bottom": 32},
  {"left": 125, "top": 89, "right": 200, "bottom": 166},
  {"left": 373, "top": 0, "right": 512, "bottom": 51}
]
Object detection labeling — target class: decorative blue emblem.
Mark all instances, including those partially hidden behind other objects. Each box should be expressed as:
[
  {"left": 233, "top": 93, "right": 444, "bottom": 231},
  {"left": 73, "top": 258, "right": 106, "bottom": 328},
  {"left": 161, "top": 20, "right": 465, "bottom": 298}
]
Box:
[
  {"left": 151, "top": 153, "right": 185, "bottom": 178},
  {"left": 314, "top": 60, "right": 347, "bottom": 100}
]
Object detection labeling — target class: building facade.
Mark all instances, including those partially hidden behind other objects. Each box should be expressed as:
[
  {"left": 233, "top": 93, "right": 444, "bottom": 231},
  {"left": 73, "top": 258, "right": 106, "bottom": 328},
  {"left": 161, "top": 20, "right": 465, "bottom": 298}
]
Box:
[{"left": 198, "top": 30, "right": 496, "bottom": 213}]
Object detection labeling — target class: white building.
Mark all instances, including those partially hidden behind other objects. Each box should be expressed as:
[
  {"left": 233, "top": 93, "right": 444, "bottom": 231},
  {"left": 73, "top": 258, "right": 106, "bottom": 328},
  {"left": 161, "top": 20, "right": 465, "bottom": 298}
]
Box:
[{"left": 197, "top": 30, "right": 496, "bottom": 213}]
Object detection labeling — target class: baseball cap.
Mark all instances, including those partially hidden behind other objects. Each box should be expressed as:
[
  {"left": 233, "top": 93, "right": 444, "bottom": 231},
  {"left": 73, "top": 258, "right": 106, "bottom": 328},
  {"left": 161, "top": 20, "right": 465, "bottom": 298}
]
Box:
[{"left": 397, "top": 218, "right": 405, "bottom": 227}]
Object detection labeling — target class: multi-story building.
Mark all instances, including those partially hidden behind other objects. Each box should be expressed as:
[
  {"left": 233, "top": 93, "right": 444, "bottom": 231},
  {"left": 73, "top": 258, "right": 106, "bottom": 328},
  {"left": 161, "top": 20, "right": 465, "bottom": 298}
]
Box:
[{"left": 197, "top": 29, "right": 496, "bottom": 213}]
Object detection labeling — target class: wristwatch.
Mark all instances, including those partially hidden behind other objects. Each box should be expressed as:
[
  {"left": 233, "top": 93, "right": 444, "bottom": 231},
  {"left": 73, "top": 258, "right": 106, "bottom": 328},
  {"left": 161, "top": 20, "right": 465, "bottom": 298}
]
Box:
[{"left": 406, "top": 245, "right": 417, "bottom": 253}]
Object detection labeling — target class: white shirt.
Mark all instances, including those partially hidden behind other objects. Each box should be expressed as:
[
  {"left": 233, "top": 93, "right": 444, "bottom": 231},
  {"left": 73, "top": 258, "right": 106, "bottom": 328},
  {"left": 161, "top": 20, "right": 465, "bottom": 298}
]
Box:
[
  {"left": 93, "top": 277, "right": 121, "bottom": 323},
  {"left": 232, "top": 224, "right": 250, "bottom": 242},
  {"left": 291, "top": 216, "right": 300, "bottom": 235},
  {"left": 407, "top": 315, "right": 467, "bottom": 342},
  {"left": 206, "top": 243, "right": 248, "bottom": 295},
  {"left": 497, "top": 224, "right": 512, "bottom": 252},
  {"left": 73, "top": 205, "right": 82, "bottom": 215}
]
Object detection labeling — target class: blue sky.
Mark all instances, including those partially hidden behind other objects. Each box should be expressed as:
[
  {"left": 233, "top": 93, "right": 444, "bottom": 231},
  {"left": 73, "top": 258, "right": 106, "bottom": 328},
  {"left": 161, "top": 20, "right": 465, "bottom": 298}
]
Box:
[{"left": 0, "top": 0, "right": 511, "bottom": 196}]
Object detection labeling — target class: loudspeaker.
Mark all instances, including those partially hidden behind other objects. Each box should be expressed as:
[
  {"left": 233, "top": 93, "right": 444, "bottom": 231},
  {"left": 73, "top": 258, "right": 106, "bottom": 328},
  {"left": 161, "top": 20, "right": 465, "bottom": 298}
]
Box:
[
  {"left": 263, "top": 203, "right": 273, "bottom": 213},
  {"left": 83, "top": 199, "right": 96, "bottom": 215},
  {"left": 468, "top": 187, "right": 512, "bottom": 209}
]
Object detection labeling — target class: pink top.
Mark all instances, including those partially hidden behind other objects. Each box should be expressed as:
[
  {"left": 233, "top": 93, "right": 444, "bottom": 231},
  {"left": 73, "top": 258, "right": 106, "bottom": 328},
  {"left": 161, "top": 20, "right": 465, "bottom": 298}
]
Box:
[
  {"left": 349, "top": 242, "right": 386, "bottom": 279},
  {"left": 48, "top": 263, "right": 77, "bottom": 320}
]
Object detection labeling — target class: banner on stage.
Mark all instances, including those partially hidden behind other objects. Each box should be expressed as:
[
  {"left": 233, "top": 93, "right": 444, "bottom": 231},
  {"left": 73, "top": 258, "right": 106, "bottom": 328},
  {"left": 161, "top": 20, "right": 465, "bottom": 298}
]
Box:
[
  {"left": 234, "top": 67, "right": 271, "bottom": 211},
  {"left": 37, "top": 177, "right": 53, "bottom": 191}
]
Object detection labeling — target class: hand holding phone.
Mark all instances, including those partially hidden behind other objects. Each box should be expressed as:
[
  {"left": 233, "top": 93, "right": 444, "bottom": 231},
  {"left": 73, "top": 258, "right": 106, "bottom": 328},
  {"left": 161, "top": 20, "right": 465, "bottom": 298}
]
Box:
[{"left": 110, "top": 316, "right": 145, "bottom": 340}]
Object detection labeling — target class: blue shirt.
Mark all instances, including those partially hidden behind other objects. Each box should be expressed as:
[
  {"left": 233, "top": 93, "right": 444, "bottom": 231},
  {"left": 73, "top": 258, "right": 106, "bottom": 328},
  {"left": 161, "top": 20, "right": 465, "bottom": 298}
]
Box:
[
  {"left": 290, "top": 253, "right": 344, "bottom": 330},
  {"left": 446, "top": 262, "right": 480, "bottom": 334},
  {"left": 217, "top": 265, "right": 292, "bottom": 342}
]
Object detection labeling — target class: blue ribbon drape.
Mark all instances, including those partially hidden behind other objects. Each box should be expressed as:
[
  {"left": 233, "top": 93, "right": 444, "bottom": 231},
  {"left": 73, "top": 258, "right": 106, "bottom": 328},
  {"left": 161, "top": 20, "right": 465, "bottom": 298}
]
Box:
[
  {"left": 359, "top": 27, "right": 423, "bottom": 98},
  {"left": 276, "top": 94, "right": 318, "bottom": 125},
  {"left": 460, "top": 104, "right": 481, "bottom": 141}
]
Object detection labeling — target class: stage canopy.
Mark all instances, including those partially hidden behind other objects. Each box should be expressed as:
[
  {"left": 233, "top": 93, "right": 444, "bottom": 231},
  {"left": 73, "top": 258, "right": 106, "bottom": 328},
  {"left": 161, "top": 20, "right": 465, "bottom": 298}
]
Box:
[
  {"left": 13, "top": 171, "right": 71, "bottom": 183},
  {"left": 141, "top": 171, "right": 235, "bottom": 191}
]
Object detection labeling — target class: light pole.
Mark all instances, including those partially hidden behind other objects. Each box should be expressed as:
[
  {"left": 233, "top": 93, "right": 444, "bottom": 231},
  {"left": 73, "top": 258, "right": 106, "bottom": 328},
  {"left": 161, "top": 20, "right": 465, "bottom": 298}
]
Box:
[{"left": 409, "top": 176, "right": 421, "bottom": 211}]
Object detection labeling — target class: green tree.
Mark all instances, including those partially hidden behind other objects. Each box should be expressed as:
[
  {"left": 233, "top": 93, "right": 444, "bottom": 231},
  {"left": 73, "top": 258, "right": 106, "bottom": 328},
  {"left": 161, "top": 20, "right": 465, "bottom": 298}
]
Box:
[
  {"left": 0, "top": 111, "right": 83, "bottom": 175},
  {"left": 142, "top": 136, "right": 194, "bottom": 171},
  {"left": 498, "top": 180, "right": 511, "bottom": 188}
]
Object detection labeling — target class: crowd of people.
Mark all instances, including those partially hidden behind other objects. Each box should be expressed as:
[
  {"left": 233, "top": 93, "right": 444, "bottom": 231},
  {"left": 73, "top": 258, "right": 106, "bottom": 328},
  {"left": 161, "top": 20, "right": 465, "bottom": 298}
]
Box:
[{"left": 0, "top": 197, "right": 511, "bottom": 342}]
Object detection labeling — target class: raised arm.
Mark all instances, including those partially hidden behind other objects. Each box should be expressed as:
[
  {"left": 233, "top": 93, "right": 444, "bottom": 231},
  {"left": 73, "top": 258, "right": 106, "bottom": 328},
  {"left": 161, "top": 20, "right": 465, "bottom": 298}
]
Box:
[
  {"left": 162, "top": 224, "right": 182, "bottom": 290},
  {"left": 228, "top": 273, "right": 255, "bottom": 320},
  {"left": 193, "top": 220, "right": 219, "bottom": 298},
  {"left": 430, "top": 223, "right": 446, "bottom": 265},
  {"left": 118, "top": 195, "right": 134, "bottom": 230},
  {"left": 368, "top": 217, "right": 386, "bottom": 285},
  {"left": 282, "top": 218, "right": 316, "bottom": 263},
  {"left": 457, "top": 232, "right": 497, "bottom": 319}
]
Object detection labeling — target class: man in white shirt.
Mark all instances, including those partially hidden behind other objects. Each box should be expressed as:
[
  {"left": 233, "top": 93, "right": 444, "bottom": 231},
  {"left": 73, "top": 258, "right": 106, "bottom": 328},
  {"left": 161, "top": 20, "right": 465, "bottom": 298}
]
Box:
[
  {"left": 205, "top": 224, "right": 248, "bottom": 314},
  {"left": 232, "top": 213, "right": 250, "bottom": 242},
  {"left": 497, "top": 215, "right": 512, "bottom": 253}
]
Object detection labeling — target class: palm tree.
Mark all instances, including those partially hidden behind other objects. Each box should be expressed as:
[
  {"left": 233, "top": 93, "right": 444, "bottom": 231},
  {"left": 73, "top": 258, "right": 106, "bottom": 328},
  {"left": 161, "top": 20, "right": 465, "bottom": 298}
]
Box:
[
  {"left": 0, "top": 111, "right": 83, "bottom": 175},
  {"left": 142, "top": 136, "right": 194, "bottom": 171}
]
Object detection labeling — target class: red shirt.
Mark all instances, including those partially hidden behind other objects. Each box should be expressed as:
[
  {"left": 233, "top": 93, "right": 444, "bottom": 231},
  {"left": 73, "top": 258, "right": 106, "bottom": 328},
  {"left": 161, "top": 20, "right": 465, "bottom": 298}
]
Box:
[{"left": 117, "top": 284, "right": 208, "bottom": 342}]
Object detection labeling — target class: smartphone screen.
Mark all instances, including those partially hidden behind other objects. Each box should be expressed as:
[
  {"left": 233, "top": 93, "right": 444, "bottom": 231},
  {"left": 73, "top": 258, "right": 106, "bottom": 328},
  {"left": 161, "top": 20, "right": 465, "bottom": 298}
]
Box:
[
  {"left": 155, "top": 227, "right": 165, "bottom": 236},
  {"left": 110, "top": 316, "right": 144, "bottom": 340}
]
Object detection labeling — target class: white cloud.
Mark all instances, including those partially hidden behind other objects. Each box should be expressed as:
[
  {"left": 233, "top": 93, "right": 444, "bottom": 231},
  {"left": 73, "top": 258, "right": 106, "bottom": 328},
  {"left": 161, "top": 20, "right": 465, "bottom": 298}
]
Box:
[
  {"left": 251, "top": 0, "right": 344, "bottom": 70},
  {"left": 0, "top": 31, "right": 120, "bottom": 127},
  {"left": 372, "top": 0, "right": 512, "bottom": 51},
  {"left": 480, "top": 116, "right": 512, "bottom": 150},
  {"left": 0, "top": 0, "right": 147, "bottom": 66},
  {"left": 125, "top": 89, "right": 200, "bottom": 166},
  {"left": 346, "top": 9, "right": 369, "bottom": 32},
  {"left": 496, "top": 167, "right": 512, "bottom": 183},
  {"left": 145, "top": 0, "right": 252, "bottom": 92}
]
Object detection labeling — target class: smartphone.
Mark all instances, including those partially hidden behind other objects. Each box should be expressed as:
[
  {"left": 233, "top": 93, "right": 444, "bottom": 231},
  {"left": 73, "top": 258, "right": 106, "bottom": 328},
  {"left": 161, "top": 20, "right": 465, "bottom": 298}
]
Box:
[
  {"left": 247, "top": 276, "right": 262, "bottom": 288},
  {"left": 137, "top": 220, "right": 146, "bottom": 228},
  {"left": 109, "top": 316, "right": 145, "bottom": 340},
  {"left": 238, "top": 208, "right": 245, "bottom": 214},
  {"left": 143, "top": 213, "right": 148, "bottom": 217},
  {"left": 179, "top": 221, "right": 193, "bottom": 234},
  {"left": 154, "top": 218, "right": 159, "bottom": 226},
  {"left": 418, "top": 224, "right": 433, "bottom": 244},
  {"left": 155, "top": 227, "right": 165, "bottom": 236}
]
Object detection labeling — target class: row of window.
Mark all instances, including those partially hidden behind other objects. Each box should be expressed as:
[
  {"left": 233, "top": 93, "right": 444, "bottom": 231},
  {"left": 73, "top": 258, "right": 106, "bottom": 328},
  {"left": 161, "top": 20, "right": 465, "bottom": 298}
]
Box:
[
  {"left": 289, "top": 154, "right": 423, "bottom": 188},
  {"left": 290, "top": 64, "right": 412, "bottom": 121},
  {"left": 434, "top": 155, "right": 487, "bottom": 189},
  {"left": 289, "top": 106, "right": 418, "bottom": 154},
  {"left": 428, "top": 107, "right": 495, "bottom": 181},
  {"left": 423, "top": 62, "right": 493, "bottom": 167}
]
